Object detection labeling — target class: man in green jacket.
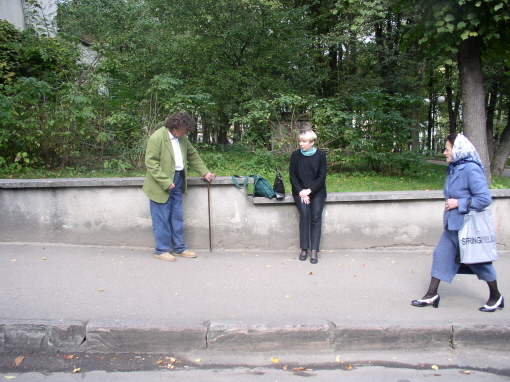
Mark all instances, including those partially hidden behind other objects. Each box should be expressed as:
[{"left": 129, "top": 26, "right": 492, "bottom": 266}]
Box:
[{"left": 143, "top": 112, "right": 214, "bottom": 261}]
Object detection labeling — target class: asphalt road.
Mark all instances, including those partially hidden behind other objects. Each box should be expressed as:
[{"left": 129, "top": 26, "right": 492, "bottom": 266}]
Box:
[{"left": 1, "top": 348, "right": 510, "bottom": 381}]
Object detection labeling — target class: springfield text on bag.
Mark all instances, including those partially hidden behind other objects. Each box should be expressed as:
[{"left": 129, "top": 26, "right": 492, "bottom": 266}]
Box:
[{"left": 461, "top": 235, "right": 496, "bottom": 245}]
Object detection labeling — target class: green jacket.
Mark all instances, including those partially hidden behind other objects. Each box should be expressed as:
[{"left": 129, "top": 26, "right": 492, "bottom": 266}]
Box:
[{"left": 142, "top": 126, "right": 209, "bottom": 203}]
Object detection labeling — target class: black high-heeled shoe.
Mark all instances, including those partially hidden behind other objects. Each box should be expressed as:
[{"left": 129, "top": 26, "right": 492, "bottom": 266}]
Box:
[
  {"left": 479, "top": 295, "right": 504, "bottom": 312},
  {"left": 299, "top": 249, "right": 307, "bottom": 261},
  {"left": 310, "top": 250, "right": 318, "bottom": 264},
  {"left": 411, "top": 295, "right": 440, "bottom": 308}
]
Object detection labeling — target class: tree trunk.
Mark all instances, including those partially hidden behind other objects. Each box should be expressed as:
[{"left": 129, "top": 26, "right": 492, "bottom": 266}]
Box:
[
  {"left": 444, "top": 65, "right": 459, "bottom": 134},
  {"left": 490, "top": 106, "right": 510, "bottom": 176},
  {"left": 427, "top": 92, "right": 434, "bottom": 151},
  {"left": 457, "top": 36, "right": 491, "bottom": 184},
  {"left": 485, "top": 88, "right": 499, "bottom": 162},
  {"left": 411, "top": 108, "right": 421, "bottom": 150},
  {"left": 217, "top": 113, "right": 230, "bottom": 145}
]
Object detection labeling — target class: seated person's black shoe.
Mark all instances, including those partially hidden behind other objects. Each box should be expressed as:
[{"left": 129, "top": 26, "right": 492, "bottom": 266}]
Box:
[
  {"left": 299, "top": 249, "right": 308, "bottom": 261},
  {"left": 310, "top": 250, "right": 318, "bottom": 264}
]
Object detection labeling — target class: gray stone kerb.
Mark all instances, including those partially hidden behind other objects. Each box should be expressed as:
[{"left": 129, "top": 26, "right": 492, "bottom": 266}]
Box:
[
  {"left": 2, "top": 177, "right": 509, "bottom": 203},
  {"left": 2, "top": 318, "right": 510, "bottom": 354}
]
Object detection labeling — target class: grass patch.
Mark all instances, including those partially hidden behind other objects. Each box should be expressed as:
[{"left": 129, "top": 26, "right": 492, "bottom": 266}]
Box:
[{"left": 2, "top": 146, "right": 509, "bottom": 192}]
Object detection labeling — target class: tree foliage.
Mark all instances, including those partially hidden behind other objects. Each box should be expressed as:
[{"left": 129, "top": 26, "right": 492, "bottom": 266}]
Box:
[
  {"left": 398, "top": 0, "right": 510, "bottom": 180},
  {"left": 0, "top": 20, "right": 85, "bottom": 169},
  {"left": 0, "top": 0, "right": 508, "bottom": 178}
]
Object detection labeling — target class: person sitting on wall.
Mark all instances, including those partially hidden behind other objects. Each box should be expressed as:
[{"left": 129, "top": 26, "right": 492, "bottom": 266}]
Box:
[
  {"left": 142, "top": 112, "right": 214, "bottom": 261},
  {"left": 289, "top": 130, "right": 328, "bottom": 264}
]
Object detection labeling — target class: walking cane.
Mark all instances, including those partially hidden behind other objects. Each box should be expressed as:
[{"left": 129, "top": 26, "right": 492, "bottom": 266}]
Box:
[{"left": 207, "top": 180, "right": 212, "bottom": 252}]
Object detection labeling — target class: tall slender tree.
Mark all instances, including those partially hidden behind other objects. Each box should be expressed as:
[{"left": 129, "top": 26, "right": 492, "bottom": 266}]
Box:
[{"left": 399, "top": 0, "right": 510, "bottom": 181}]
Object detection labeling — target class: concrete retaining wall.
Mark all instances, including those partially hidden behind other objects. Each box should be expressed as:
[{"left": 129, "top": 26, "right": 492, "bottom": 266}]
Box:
[{"left": 1, "top": 177, "right": 509, "bottom": 250}]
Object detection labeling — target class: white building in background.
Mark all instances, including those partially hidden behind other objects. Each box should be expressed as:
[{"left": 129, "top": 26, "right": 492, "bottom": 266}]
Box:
[
  {"left": 0, "top": 0, "right": 26, "bottom": 29},
  {"left": 0, "top": 0, "right": 57, "bottom": 34}
]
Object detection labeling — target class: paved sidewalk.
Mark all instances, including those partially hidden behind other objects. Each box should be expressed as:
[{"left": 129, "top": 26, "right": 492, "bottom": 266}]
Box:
[{"left": 0, "top": 242, "right": 508, "bottom": 354}]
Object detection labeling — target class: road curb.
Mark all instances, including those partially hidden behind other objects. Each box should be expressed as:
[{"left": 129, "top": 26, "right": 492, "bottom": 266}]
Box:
[
  {"left": 0, "top": 319, "right": 86, "bottom": 353},
  {"left": 452, "top": 321, "right": 510, "bottom": 351},
  {"left": 207, "top": 320, "right": 331, "bottom": 351},
  {"left": 332, "top": 321, "right": 452, "bottom": 351},
  {"left": 2, "top": 318, "right": 510, "bottom": 354},
  {"left": 85, "top": 318, "right": 207, "bottom": 353}
]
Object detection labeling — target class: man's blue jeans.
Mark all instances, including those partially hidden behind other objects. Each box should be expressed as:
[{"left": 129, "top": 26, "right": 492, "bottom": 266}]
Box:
[{"left": 149, "top": 171, "right": 187, "bottom": 255}]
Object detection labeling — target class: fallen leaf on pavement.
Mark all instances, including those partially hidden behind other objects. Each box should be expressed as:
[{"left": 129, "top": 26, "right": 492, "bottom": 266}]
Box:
[
  {"left": 271, "top": 357, "right": 279, "bottom": 364},
  {"left": 167, "top": 364, "right": 175, "bottom": 369},
  {"left": 292, "top": 367, "right": 306, "bottom": 371},
  {"left": 460, "top": 370, "right": 471, "bottom": 375},
  {"left": 72, "top": 368, "right": 81, "bottom": 373},
  {"left": 431, "top": 365, "right": 439, "bottom": 370},
  {"left": 308, "top": 272, "right": 313, "bottom": 275},
  {"left": 14, "top": 357, "right": 24, "bottom": 367},
  {"left": 63, "top": 355, "right": 76, "bottom": 360},
  {"left": 335, "top": 355, "right": 341, "bottom": 363},
  {"left": 4, "top": 376, "right": 16, "bottom": 379},
  {"left": 282, "top": 365, "right": 288, "bottom": 370},
  {"left": 195, "top": 359, "right": 201, "bottom": 363},
  {"left": 346, "top": 365, "right": 354, "bottom": 370}
]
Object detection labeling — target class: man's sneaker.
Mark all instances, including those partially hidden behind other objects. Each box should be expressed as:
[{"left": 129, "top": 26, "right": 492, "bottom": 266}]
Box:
[
  {"left": 172, "top": 249, "right": 197, "bottom": 258},
  {"left": 154, "top": 253, "right": 177, "bottom": 262}
]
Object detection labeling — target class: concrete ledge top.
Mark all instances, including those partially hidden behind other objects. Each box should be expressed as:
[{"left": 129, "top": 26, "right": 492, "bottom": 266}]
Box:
[
  {"left": 1, "top": 177, "right": 509, "bottom": 204},
  {"left": 0, "top": 176, "right": 239, "bottom": 188},
  {"left": 254, "top": 190, "right": 446, "bottom": 204},
  {"left": 253, "top": 188, "right": 510, "bottom": 204}
]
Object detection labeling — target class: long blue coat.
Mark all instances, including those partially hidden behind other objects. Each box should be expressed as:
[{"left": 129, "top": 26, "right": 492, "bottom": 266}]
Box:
[
  {"left": 432, "top": 162, "right": 497, "bottom": 283},
  {"left": 443, "top": 162, "right": 491, "bottom": 230}
]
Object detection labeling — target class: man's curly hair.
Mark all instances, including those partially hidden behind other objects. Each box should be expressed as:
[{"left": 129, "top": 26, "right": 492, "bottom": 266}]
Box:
[{"left": 165, "top": 112, "right": 195, "bottom": 133}]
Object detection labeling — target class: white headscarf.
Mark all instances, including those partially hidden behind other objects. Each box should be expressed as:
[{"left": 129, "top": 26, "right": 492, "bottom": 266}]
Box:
[{"left": 447, "top": 133, "right": 483, "bottom": 174}]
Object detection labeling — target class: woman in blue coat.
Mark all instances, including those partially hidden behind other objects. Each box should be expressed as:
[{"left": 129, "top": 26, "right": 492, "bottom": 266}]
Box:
[{"left": 412, "top": 133, "right": 503, "bottom": 312}]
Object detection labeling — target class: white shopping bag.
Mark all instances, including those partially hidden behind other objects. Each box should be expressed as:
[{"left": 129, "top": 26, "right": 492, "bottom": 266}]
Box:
[{"left": 458, "top": 210, "right": 498, "bottom": 264}]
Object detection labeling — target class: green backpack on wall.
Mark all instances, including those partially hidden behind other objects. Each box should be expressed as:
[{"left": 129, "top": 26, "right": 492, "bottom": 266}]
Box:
[{"left": 232, "top": 175, "right": 276, "bottom": 199}]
